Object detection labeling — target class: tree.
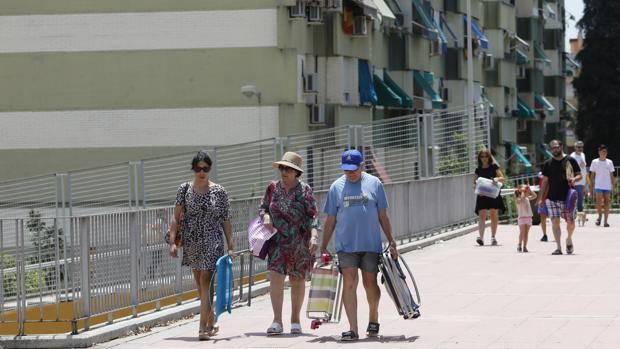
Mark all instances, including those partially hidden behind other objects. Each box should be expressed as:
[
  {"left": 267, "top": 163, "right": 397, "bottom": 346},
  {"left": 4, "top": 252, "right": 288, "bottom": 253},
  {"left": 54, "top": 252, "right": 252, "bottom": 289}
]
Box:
[
  {"left": 573, "top": 1, "right": 620, "bottom": 159},
  {"left": 26, "top": 210, "right": 65, "bottom": 264}
]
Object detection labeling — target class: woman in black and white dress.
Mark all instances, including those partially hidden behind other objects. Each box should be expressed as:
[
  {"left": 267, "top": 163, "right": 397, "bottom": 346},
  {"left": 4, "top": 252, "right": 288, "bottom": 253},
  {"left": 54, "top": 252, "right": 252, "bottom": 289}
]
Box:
[{"left": 168, "top": 150, "right": 235, "bottom": 340}]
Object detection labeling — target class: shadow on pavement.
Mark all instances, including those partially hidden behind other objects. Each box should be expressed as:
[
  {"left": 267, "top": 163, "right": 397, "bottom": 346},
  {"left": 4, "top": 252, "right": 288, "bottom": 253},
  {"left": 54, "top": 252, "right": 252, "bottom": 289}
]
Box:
[
  {"left": 243, "top": 332, "right": 318, "bottom": 338},
  {"left": 308, "top": 335, "right": 419, "bottom": 343}
]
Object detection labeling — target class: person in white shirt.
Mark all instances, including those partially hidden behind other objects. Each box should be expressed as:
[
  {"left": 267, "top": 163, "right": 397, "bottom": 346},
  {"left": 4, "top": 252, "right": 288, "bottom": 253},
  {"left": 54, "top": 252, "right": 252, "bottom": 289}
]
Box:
[
  {"left": 589, "top": 144, "right": 616, "bottom": 227},
  {"left": 569, "top": 141, "right": 588, "bottom": 213}
]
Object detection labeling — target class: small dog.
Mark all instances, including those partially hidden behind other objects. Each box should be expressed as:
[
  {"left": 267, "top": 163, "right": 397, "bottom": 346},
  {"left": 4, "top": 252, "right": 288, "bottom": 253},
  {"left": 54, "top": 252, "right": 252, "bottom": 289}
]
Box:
[{"left": 577, "top": 211, "right": 587, "bottom": 227}]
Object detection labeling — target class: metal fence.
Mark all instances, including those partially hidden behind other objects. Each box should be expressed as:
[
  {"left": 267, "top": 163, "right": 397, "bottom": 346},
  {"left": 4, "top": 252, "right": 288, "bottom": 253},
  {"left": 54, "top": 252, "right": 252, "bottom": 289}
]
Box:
[
  {"left": 1, "top": 174, "right": 480, "bottom": 336},
  {"left": 0, "top": 106, "right": 490, "bottom": 220}
]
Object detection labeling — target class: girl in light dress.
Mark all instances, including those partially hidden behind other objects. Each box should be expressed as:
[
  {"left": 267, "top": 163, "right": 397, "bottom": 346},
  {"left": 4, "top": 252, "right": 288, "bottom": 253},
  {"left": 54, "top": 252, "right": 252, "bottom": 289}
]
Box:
[{"left": 515, "top": 184, "right": 537, "bottom": 252}]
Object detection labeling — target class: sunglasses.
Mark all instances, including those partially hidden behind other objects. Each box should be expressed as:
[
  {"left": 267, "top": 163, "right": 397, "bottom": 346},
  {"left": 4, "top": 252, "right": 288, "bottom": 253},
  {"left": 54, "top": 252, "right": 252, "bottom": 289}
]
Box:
[
  {"left": 193, "top": 166, "right": 211, "bottom": 173},
  {"left": 550, "top": 146, "right": 561, "bottom": 150}
]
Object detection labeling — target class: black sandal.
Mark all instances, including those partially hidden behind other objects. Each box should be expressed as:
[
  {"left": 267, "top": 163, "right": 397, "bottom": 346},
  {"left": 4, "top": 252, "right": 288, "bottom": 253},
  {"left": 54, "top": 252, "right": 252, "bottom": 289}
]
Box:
[
  {"left": 341, "top": 330, "right": 359, "bottom": 341},
  {"left": 366, "top": 322, "right": 380, "bottom": 337}
]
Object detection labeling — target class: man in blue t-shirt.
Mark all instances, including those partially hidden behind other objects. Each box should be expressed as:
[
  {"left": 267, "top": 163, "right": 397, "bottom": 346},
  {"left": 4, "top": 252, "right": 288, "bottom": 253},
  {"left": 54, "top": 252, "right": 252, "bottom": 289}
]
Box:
[{"left": 320, "top": 149, "right": 398, "bottom": 341}]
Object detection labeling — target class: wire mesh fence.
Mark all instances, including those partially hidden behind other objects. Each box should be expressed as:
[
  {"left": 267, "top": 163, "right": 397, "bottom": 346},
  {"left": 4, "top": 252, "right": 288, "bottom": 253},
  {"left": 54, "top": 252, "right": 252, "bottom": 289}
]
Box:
[
  {"left": 0, "top": 105, "right": 490, "bottom": 221},
  {"left": 1, "top": 172, "right": 479, "bottom": 335}
]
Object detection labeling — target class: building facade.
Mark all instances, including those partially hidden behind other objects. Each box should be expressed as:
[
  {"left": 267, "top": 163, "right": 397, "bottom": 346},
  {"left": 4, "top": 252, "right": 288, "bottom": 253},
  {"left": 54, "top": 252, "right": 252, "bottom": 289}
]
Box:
[{"left": 0, "top": 0, "right": 570, "bottom": 179}]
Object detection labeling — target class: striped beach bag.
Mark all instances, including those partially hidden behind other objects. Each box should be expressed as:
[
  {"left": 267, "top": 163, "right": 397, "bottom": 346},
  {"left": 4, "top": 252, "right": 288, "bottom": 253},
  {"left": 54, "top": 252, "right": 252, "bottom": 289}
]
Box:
[{"left": 306, "top": 254, "right": 343, "bottom": 329}]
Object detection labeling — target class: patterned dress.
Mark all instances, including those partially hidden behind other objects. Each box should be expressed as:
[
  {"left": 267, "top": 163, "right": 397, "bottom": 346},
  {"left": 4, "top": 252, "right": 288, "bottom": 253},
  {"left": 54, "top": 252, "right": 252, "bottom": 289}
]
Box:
[
  {"left": 175, "top": 182, "right": 231, "bottom": 271},
  {"left": 259, "top": 180, "right": 318, "bottom": 279}
]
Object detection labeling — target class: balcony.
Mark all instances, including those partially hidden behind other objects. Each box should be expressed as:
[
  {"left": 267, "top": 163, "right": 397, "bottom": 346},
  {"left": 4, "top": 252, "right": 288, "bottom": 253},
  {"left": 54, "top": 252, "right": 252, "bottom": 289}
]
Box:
[{"left": 485, "top": 1, "right": 516, "bottom": 32}]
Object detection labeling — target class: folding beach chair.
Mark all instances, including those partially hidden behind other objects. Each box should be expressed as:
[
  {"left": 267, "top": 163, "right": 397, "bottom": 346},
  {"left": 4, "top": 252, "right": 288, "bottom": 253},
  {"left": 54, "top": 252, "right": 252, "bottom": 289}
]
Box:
[
  {"left": 379, "top": 250, "right": 421, "bottom": 320},
  {"left": 306, "top": 254, "right": 343, "bottom": 329}
]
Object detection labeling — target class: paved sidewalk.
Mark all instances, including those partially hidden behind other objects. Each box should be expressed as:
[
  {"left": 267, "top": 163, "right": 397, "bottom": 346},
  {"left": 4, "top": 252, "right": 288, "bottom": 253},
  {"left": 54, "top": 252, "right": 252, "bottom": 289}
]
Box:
[{"left": 96, "top": 215, "right": 620, "bottom": 349}]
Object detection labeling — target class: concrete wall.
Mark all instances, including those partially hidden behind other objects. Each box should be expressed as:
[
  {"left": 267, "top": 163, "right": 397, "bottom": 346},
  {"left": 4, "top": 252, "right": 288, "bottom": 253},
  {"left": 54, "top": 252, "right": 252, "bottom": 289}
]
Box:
[{"left": 384, "top": 174, "right": 476, "bottom": 238}]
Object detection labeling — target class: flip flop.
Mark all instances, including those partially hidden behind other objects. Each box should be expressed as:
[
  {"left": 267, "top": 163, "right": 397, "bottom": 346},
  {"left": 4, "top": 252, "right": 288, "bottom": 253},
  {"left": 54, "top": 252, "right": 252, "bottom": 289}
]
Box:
[
  {"left": 341, "top": 330, "right": 359, "bottom": 341},
  {"left": 366, "top": 322, "right": 380, "bottom": 337},
  {"left": 207, "top": 324, "right": 219, "bottom": 337},
  {"left": 290, "top": 323, "right": 302, "bottom": 335},
  {"left": 266, "top": 322, "right": 283, "bottom": 336}
]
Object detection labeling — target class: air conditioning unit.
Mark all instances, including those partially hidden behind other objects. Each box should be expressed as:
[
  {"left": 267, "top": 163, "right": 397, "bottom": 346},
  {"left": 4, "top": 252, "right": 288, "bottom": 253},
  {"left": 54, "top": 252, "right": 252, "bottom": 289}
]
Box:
[
  {"left": 353, "top": 16, "right": 368, "bottom": 36},
  {"left": 483, "top": 53, "right": 496, "bottom": 71},
  {"left": 289, "top": 0, "right": 306, "bottom": 19},
  {"left": 304, "top": 73, "right": 318, "bottom": 93},
  {"left": 309, "top": 104, "right": 326, "bottom": 125},
  {"left": 517, "top": 66, "right": 527, "bottom": 79},
  {"left": 430, "top": 40, "right": 442, "bottom": 56},
  {"left": 517, "top": 119, "right": 528, "bottom": 131},
  {"left": 307, "top": 5, "right": 323, "bottom": 23},
  {"left": 324, "top": 0, "right": 343, "bottom": 12}
]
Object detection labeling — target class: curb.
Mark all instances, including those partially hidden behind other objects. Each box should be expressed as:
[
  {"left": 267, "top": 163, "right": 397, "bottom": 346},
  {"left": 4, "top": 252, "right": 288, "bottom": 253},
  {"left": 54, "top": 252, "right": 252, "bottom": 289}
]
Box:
[{"left": 0, "top": 224, "right": 478, "bottom": 348}]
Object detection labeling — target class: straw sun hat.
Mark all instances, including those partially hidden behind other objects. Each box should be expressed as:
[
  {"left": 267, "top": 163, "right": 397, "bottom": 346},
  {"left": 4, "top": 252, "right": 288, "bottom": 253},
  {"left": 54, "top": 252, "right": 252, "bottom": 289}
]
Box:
[{"left": 272, "top": 152, "right": 304, "bottom": 173}]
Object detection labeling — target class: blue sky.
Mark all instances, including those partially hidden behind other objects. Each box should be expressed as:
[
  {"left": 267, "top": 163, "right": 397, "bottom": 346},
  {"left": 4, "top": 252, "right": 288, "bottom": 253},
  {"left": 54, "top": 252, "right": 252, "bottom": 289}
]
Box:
[{"left": 565, "top": 0, "right": 585, "bottom": 45}]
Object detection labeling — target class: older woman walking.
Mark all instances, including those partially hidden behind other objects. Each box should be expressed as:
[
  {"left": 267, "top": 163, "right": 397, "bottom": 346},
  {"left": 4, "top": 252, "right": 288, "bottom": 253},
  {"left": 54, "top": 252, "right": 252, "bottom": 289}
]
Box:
[
  {"left": 260, "top": 152, "right": 319, "bottom": 335},
  {"left": 168, "top": 150, "right": 235, "bottom": 341}
]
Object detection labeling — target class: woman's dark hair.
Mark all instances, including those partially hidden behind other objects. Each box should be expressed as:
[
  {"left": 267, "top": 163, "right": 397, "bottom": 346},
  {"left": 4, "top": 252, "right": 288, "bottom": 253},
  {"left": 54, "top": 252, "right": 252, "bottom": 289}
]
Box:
[
  {"left": 191, "top": 150, "right": 212, "bottom": 169},
  {"left": 477, "top": 148, "right": 498, "bottom": 169}
]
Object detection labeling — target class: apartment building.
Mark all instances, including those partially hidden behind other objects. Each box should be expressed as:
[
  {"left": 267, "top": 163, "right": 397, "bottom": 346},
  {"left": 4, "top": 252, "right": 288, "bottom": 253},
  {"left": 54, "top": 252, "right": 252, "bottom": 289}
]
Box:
[{"left": 0, "top": 0, "right": 568, "bottom": 179}]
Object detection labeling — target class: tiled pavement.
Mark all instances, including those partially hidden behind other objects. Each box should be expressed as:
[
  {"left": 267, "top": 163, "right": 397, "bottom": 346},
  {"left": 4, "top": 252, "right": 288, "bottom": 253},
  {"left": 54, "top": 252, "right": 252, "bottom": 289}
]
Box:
[{"left": 96, "top": 215, "right": 620, "bottom": 349}]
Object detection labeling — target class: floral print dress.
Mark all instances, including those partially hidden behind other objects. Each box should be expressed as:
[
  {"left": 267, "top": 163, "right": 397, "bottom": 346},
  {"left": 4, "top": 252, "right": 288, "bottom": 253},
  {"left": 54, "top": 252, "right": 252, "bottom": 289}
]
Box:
[
  {"left": 176, "top": 182, "right": 231, "bottom": 271},
  {"left": 259, "top": 180, "right": 318, "bottom": 278}
]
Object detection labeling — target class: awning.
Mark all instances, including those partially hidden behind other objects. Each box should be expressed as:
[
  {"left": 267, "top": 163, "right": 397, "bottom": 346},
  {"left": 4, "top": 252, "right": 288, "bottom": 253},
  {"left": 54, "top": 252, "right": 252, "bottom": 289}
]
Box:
[
  {"left": 535, "top": 94, "right": 555, "bottom": 115},
  {"left": 566, "top": 55, "right": 581, "bottom": 70},
  {"left": 510, "top": 143, "right": 533, "bottom": 168},
  {"left": 353, "top": 0, "right": 379, "bottom": 18},
  {"left": 565, "top": 100, "right": 578, "bottom": 113},
  {"left": 414, "top": 71, "right": 443, "bottom": 109},
  {"left": 538, "top": 143, "right": 553, "bottom": 159},
  {"left": 373, "top": 74, "right": 403, "bottom": 107},
  {"left": 516, "top": 49, "right": 529, "bottom": 65},
  {"left": 517, "top": 97, "right": 536, "bottom": 119},
  {"left": 512, "top": 34, "right": 530, "bottom": 51},
  {"left": 534, "top": 42, "right": 551, "bottom": 64},
  {"left": 358, "top": 59, "right": 378, "bottom": 105},
  {"left": 372, "top": 0, "right": 396, "bottom": 21},
  {"left": 464, "top": 15, "right": 488, "bottom": 50},
  {"left": 481, "top": 94, "right": 494, "bottom": 113},
  {"left": 411, "top": 0, "right": 437, "bottom": 36},
  {"left": 440, "top": 14, "right": 459, "bottom": 48},
  {"left": 383, "top": 71, "right": 413, "bottom": 108},
  {"left": 433, "top": 18, "right": 448, "bottom": 52}
]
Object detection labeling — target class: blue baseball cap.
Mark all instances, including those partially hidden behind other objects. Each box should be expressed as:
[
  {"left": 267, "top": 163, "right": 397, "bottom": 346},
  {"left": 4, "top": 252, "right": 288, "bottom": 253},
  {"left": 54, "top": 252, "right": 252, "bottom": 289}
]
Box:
[{"left": 340, "top": 149, "right": 364, "bottom": 171}]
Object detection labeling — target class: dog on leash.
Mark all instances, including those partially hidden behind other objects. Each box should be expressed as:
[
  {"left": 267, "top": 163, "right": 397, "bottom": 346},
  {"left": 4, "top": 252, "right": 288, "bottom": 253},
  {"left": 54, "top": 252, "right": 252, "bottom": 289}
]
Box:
[{"left": 577, "top": 211, "right": 587, "bottom": 227}]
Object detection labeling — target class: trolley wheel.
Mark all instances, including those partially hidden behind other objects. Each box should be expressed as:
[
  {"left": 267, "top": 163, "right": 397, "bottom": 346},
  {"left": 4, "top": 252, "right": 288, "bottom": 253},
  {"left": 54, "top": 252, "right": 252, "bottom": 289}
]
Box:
[{"left": 311, "top": 319, "right": 321, "bottom": 330}]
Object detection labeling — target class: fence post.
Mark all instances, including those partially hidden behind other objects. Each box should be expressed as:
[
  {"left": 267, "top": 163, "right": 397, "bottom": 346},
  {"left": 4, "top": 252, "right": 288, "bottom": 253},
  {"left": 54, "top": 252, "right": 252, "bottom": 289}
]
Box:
[
  {"left": 16, "top": 219, "right": 25, "bottom": 336},
  {"left": 79, "top": 216, "right": 91, "bottom": 330},
  {"left": 347, "top": 125, "right": 355, "bottom": 150},
  {"left": 468, "top": 105, "right": 476, "bottom": 172},
  {"left": 274, "top": 138, "right": 285, "bottom": 178},
  {"left": 139, "top": 160, "right": 146, "bottom": 208},
  {"left": 210, "top": 147, "right": 218, "bottom": 182},
  {"left": 129, "top": 211, "right": 140, "bottom": 317},
  {"left": 175, "top": 249, "right": 183, "bottom": 305},
  {"left": 428, "top": 112, "right": 438, "bottom": 177},
  {"left": 247, "top": 253, "right": 254, "bottom": 307}
]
